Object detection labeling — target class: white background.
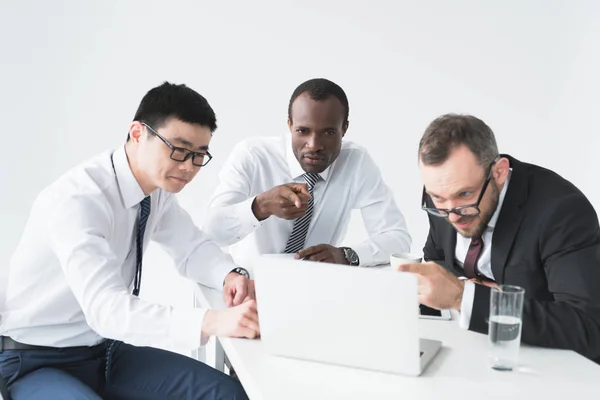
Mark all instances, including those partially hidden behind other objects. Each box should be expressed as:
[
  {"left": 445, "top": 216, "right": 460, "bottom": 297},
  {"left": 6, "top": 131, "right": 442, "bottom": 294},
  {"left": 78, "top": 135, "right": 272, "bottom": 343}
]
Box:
[{"left": 1, "top": 0, "right": 599, "bottom": 353}]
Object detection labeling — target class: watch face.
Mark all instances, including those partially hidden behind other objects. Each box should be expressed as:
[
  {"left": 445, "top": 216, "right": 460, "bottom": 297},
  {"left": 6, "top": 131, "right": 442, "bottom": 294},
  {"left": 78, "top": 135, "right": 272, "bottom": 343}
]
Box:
[
  {"left": 234, "top": 267, "right": 250, "bottom": 278},
  {"left": 344, "top": 248, "right": 359, "bottom": 265}
]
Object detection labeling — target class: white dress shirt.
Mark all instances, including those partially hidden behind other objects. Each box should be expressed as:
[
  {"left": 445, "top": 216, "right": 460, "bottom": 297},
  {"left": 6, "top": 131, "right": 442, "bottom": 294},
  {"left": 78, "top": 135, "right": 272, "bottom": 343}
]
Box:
[
  {"left": 1, "top": 146, "right": 236, "bottom": 349},
  {"left": 456, "top": 171, "right": 511, "bottom": 328},
  {"left": 203, "top": 134, "right": 411, "bottom": 267}
]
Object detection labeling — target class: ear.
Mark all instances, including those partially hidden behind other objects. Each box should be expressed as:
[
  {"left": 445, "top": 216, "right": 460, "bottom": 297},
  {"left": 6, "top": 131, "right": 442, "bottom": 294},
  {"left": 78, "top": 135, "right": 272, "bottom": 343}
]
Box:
[
  {"left": 342, "top": 120, "right": 349, "bottom": 137},
  {"left": 129, "top": 121, "right": 144, "bottom": 143},
  {"left": 494, "top": 157, "right": 510, "bottom": 184},
  {"left": 287, "top": 118, "right": 293, "bottom": 132}
]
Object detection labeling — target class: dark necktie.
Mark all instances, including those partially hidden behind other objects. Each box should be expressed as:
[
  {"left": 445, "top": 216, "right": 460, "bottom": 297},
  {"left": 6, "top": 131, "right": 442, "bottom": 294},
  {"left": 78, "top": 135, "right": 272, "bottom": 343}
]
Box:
[
  {"left": 463, "top": 236, "right": 483, "bottom": 279},
  {"left": 133, "top": 196, "right": 151, "bottom": 296},
  {"left": 284, "top": 173, "right": 320, "bottom": 254}
]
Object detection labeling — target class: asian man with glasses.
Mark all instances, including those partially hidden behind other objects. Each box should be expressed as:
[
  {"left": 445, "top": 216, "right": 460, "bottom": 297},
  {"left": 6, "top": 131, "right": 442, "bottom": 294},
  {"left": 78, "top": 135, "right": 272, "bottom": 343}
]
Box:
[{"left": 0, "top": 82, "right": 257, "bottom": 399}]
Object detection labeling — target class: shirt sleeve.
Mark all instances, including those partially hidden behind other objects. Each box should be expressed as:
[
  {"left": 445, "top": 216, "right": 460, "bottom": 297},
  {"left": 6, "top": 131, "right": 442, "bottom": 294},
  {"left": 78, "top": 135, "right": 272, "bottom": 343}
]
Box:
[
  {"left": 458, "top": 281, "right": 476, "bottom": 329},
  {"left": 47, "top": 195, "right": 208, "bottom": 350},
  {"left": 203, "top": 142, "right": 265, "bottom": 246},
  {"left": 351, "top": 150, "right": 412, "bottom": 266},
  {"left": 151, "top": 193, "right": 237, "bottom": 289}
]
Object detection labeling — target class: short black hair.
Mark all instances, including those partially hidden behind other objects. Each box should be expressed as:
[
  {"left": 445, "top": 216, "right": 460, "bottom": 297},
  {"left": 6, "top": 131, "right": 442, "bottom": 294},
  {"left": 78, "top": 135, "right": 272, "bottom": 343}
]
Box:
[
  {"left": 132, "top": 81, "right": 217, "bottom": 134},
  {"left": 288, "top": 78, "right": 349, "bottom": 124}
]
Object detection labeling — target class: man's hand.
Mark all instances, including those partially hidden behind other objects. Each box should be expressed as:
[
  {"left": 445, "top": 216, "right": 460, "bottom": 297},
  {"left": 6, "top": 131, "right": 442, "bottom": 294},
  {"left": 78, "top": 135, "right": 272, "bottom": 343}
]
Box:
[
  {"left": 295, "top": 244, "right": 348, "bottom": 264},
  {"left": 396, "top": 262, "right": 465, "bottom": 310},
  {"left": 202, "top": 300, "right": 260, "bottom": 339},
  {"left": 251, "top": 183, "right": 312, "bottom": 221},
  {"left": 223, "top": 272, "right": 256, "bottom": 307}
]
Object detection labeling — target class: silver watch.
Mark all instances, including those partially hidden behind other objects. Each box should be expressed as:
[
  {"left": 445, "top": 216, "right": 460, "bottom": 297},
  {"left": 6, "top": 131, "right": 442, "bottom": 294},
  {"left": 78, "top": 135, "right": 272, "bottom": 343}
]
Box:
[
  {"left": 341, "top": 247, "right": 360, "bottom": 266},
  {"left": 231, "top": 267, "right": 250, "bottom": 279}
]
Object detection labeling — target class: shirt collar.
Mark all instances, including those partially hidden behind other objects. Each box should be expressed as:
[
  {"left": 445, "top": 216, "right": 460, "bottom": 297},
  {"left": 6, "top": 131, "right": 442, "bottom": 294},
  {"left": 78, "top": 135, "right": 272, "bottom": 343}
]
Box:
[
  {"left": 487, "top": 168, "right": 512, "bottom": 229},
  {"left": 112, "top": 145, "right": 147, "bottom": 209},
  {"left": 283, "top": 133, "right": 334, "bottom": 181}
]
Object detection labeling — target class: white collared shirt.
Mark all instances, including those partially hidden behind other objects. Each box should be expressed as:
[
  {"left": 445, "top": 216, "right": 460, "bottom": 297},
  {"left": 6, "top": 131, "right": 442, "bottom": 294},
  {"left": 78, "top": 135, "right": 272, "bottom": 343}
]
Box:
[
  {"left": 1, "top": 146, "right": 235, "bottom": 349},
  {"left": 203, "top": 134, "right": 411, "bottom": 267},
  {"left": 455, "top": 171, "right": 512, "bottom": 328}
]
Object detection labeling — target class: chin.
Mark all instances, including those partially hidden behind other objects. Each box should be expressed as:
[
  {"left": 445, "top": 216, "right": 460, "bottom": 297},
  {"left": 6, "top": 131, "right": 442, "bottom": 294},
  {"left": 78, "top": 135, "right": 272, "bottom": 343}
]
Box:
[
  {"left": 454, "top": 223, "right": 485, "bottom": 239},
  {"left": 162, "top": 180, "right": 186, "bottom": 193},
  {"left": 456, "top": 228, "right": 475, "bottom": 238},
  {"left": 301, "top": 162, "right": 327, "bottom": 174}
]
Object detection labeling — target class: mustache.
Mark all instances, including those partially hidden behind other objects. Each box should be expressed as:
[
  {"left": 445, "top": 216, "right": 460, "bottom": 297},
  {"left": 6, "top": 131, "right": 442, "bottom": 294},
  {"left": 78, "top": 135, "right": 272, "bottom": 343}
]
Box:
[{"left": 456, "top": 215, "right": 477, "bottom": 224}]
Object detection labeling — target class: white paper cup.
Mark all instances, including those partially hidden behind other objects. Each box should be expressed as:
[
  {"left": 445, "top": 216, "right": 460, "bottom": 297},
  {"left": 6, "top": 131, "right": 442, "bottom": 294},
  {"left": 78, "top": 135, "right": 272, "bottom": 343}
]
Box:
[{"left": 389, "top": 252, "right": 423, "bottom": 270}]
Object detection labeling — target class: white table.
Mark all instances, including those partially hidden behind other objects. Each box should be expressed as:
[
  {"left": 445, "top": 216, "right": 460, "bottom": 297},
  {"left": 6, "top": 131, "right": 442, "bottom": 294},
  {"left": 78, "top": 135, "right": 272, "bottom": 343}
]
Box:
[{"left": 195, "top": 284, "right": 600, "bottom": 400}]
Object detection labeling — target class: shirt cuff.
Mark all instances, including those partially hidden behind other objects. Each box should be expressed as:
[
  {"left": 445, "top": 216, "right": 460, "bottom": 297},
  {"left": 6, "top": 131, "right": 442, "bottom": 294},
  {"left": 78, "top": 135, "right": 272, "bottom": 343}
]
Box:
[
  {"left": 351, "top": 242, "right": 375, "bottom": 267},
  {"left": 233, "top": 196, "right": 263, "bottom": 237},
  {"left": 170, "top": 307, "right": 208, "bottom": 349},
  {"left": 458, "top": 281, "right": 476, "bottom": 329}
]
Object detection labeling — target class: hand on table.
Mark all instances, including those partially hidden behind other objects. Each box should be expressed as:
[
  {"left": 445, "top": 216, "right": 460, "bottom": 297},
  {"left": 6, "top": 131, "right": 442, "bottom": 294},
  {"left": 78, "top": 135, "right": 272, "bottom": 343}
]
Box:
[
  {"left": 295, "top": 244, "right": 348, "bottom": 264},
  {"left": 202, "top": 300, "right": 260, "bottom": 339}
]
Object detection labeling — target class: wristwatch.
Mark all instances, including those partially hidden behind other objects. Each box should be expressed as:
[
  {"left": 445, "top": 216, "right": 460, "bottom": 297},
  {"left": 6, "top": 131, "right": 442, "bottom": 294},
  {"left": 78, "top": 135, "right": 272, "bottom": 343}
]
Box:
[
  {"left": 230, "top": 267, "right": 250, "bottom": 279},
  {"left": 340, "top": 247, "right": 360, "bottom": 266}
]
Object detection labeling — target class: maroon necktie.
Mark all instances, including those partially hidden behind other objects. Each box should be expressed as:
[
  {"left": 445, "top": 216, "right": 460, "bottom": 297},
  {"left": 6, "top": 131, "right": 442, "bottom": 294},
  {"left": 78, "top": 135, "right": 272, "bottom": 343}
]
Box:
[{"left": 463, "top": 236, "right": 483, "bottom": 279}]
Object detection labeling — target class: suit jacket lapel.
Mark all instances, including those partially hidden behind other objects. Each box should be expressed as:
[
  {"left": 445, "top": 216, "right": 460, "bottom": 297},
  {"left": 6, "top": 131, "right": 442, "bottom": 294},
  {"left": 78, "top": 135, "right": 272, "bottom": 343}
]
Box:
[{"left": 490, "top": 155, "right": 528, "bottom": 283}]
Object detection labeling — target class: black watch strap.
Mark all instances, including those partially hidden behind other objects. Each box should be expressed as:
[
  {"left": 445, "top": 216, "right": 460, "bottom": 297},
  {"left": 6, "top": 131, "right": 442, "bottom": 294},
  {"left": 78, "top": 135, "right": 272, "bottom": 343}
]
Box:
[{"left": 231, "top": 266, "right": 250, "bottom": 279}]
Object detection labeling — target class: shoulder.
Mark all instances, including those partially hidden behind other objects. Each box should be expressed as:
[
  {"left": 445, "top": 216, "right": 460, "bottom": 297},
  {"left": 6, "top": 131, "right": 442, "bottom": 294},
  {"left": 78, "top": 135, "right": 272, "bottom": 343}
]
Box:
[
  {"left": 337, "top": 140, "right": 372, "bottom": 164},
  {"left": 518, "top": 159, "right": 590, "bottom": 204},
  {"left": 512, "top": 157, "right": 596, "bottom": 221},
  {"left": 37, "top": 151, "right": 116, "bottom": 218}
]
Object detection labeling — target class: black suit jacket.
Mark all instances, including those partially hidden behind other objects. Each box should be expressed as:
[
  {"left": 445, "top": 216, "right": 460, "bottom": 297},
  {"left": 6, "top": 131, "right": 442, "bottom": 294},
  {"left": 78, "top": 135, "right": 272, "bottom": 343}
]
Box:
[{"left": 423, "top": 155, "right": 600, "bottom": 362}]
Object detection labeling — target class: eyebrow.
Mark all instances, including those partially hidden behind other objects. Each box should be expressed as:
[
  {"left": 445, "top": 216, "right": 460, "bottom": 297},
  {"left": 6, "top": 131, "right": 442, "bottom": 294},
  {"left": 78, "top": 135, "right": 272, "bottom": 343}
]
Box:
[
  {"left": 427, "top": 185, "right": 479, "bottom": 199},
  {"left": 171, "top": 137, "right": 209, "bottom": 151},
  {"left": 295, "top": 125, "right": 339, "bottom": 131}
]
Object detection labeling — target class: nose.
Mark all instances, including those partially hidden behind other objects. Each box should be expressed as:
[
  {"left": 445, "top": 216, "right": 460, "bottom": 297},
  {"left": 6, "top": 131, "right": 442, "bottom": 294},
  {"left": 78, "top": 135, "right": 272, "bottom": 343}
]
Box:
[
  {"left": 447, "top": 212, "right": 462, "bottom": 223},
  {"left": 305, "top": 133, "right": 324, "bottom": 151},
  {"left": 178, "top": 157, "right": 196, "bottom": 173}
]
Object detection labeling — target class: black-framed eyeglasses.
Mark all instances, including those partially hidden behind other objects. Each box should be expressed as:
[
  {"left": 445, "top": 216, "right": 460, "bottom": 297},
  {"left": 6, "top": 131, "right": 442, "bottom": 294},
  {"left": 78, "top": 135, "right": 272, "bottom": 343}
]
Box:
[
  {"left": 142, "top": 123, "right": 213, "bottom": 167},
  {"left": 421, "top": 156, "right": 499, "bottom": 218}
]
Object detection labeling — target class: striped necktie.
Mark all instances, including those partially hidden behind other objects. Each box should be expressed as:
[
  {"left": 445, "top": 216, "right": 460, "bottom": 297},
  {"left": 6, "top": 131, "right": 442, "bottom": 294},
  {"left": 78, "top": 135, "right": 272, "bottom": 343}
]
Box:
[
  {"left": 284, "top": 173, "right": 320, "bottom": 254},
  {"left": 133, "top": 196, "right": 151, "bottom": 296}
]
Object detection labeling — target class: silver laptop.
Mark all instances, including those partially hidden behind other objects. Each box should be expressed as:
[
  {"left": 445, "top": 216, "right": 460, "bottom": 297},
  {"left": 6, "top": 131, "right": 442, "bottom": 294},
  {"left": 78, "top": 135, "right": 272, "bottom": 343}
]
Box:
[{"left": 253, "top": 257, "right": 442, "bottom": 376}]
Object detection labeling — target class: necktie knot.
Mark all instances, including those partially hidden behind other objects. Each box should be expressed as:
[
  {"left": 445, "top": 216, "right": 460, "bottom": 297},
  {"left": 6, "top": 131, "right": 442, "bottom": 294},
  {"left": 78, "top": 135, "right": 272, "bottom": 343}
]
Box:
[
  {"left": 303, "top": 173, "right": 320, "bottom": 191},
  {"left": 470, "top": 236, "right": 483, "bottom": 247}
]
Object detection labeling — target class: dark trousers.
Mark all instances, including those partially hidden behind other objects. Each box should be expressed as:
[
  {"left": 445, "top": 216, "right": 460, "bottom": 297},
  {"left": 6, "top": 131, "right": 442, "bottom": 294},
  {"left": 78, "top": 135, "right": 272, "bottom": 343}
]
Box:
[{"left": 0, "top": 340, "right": 247, "bottom": 400}]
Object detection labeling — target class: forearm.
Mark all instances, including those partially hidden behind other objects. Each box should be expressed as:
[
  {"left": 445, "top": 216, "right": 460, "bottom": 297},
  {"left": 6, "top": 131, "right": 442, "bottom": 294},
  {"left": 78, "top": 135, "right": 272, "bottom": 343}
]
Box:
[
  {"left": 353, "top": 229, "right": 412, "bottom": 267},
  {"left": 86, "top": 289, "right": 208, "bottom": 349},
  {"left": 204, "top": 197, "right": 264, "bottom": 246}
]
